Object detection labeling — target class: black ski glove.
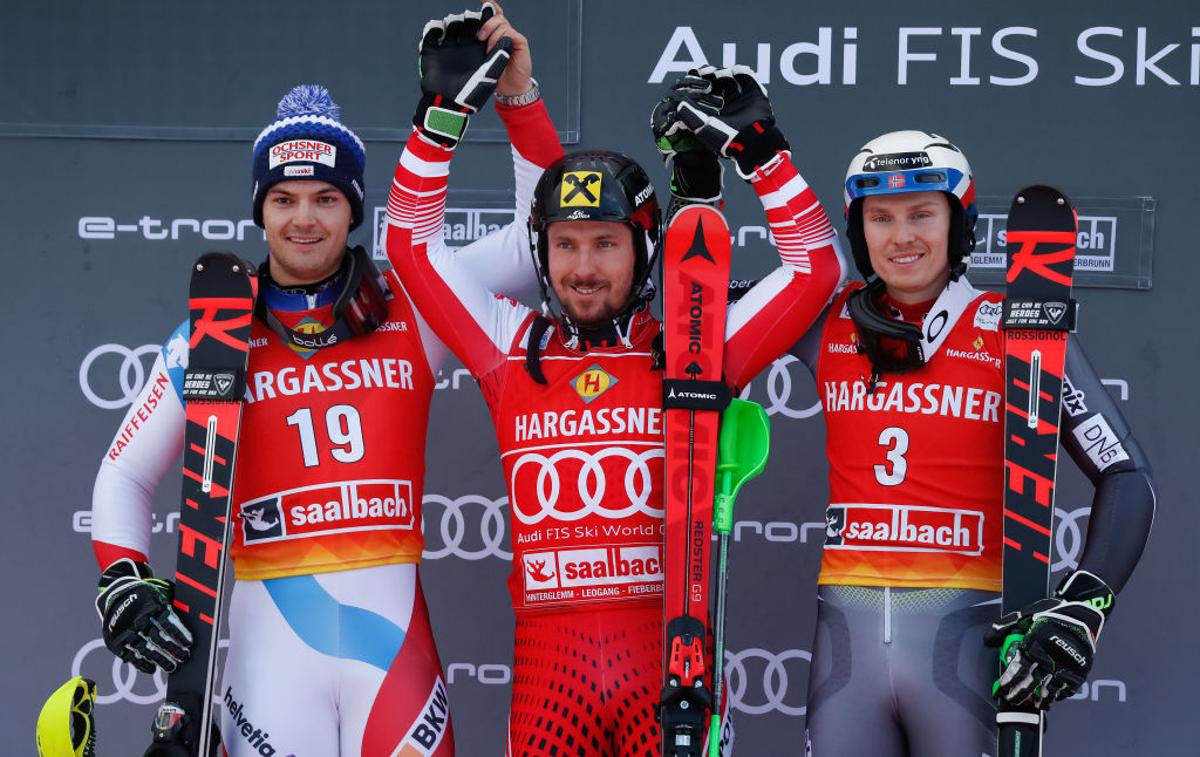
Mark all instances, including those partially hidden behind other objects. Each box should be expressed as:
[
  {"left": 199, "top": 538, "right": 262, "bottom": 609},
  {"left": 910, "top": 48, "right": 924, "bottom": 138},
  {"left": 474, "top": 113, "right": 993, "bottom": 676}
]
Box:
[
  {"left": 986, "top": 570, "right": 1113, "bottom": 710},
  {"left": 414, "top": 3, "right": 513, "bottom": 148},
  {"left": 96, "top": 558, "right": 193, "bottom": 674},
  {"left": 650, "top": 70, "right": 724, "bottom": 210},
  {"left": 664, "top": 65, "right": 789, "bottom": 179}
]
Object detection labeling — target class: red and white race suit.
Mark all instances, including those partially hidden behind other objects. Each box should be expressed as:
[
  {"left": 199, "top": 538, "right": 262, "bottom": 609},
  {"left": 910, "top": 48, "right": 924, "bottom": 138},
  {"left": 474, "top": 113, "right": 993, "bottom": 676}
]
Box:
[
  {"left": 88, "top": 100, "right": 559, "bottom": 756},
  {"left": 386, "top": 102, "right": 845, "bottom": 752}
]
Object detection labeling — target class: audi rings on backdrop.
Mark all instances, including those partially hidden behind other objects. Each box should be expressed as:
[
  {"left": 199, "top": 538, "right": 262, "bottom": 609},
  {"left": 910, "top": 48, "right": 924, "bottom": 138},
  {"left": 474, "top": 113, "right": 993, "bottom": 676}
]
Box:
[
  {"left": 72, "top": 637, "right": 229, "bottom": 706},
  {"left": 740, "top": 355, "right": 822, "bottom": 420},
  {"left": 79, "top": 343, "right": 160, "bottom": 409},
  {"left": 421, "top": 493, "right": 511, "bottom": 561},
  {"left": 509, "top": 447, "right": 666, "bottom": 525},
  {"left": 722, "top": 647, "right": 811, "bottom": 716},
  {"left": 1053, "top": 505, "right": 1091, "bottom": 574}
]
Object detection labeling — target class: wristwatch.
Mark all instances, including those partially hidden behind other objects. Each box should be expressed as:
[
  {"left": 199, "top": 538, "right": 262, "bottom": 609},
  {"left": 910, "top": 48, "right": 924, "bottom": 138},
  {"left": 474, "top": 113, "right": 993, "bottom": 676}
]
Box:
[{"left": 496, "top": 78, "right": 541, "bottom": 107}]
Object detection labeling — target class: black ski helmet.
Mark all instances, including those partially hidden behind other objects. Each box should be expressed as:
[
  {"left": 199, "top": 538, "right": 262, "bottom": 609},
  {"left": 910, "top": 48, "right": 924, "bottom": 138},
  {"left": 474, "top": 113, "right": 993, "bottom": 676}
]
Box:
[
  {"left": 528, "top": 150, "right": 662, "bottom": 322},
  {"left": 843, "top": 130, "right": 978, "bottom": 279}
]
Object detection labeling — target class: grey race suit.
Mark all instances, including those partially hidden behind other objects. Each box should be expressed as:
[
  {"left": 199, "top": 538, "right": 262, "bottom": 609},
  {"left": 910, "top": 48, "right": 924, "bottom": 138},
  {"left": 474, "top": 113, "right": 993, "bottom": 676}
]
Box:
[{"left": 789, "top": 300, "right": 1155, "bottom": 757}]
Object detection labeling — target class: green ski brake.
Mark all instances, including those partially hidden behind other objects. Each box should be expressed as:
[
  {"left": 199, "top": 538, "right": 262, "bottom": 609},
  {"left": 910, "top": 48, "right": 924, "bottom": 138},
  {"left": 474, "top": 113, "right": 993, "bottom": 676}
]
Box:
[{"left": 708, "top": 398, "right": 771, "bottom": 756}]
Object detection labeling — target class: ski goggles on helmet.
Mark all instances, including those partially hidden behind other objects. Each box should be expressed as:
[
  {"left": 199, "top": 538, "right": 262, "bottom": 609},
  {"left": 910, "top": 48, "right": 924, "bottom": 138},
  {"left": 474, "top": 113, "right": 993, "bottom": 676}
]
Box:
[{"left": 845, "top": 166, "right": 967, "bottom": 206}]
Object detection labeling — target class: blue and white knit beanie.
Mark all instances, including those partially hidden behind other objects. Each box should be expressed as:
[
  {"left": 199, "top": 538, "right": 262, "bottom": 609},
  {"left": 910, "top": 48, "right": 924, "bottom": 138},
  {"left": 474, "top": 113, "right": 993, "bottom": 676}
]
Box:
[{"left": 251, "top": 84, "right": 367, "bottom": 230}]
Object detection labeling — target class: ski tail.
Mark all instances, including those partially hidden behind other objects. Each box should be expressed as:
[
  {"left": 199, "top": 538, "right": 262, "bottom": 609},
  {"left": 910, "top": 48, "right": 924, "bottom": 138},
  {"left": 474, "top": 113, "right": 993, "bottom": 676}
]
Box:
[
  {"left": 148, "top": 252, "right": 256, "bottom": 757},
  {"left": 660, "top": 205, "right": 732, "bottom": 756},
  {"left": 997, "top": 186, "right": 1077, "bottom": 757}
]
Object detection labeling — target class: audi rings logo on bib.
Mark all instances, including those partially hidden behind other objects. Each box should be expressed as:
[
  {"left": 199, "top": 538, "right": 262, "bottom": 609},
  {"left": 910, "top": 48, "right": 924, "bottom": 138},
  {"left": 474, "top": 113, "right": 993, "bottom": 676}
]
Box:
[
  {"left": 825, "top": 503, "right": 984, "bottom": 555},
  {"left": 509, "top": 447, "right": 665, "bottom": 525}
]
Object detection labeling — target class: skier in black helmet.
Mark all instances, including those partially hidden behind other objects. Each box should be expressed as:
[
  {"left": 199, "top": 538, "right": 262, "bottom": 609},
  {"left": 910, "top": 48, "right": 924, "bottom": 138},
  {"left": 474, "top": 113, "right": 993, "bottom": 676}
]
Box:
[{"left": 387, "top": 17, "right": 846, "bottom": 752}]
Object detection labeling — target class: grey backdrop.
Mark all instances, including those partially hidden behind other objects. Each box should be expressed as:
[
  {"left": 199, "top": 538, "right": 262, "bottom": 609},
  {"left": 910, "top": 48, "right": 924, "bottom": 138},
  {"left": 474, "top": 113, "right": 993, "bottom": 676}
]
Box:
[{"left": 5, "top": 1, "right": 1197, "bottom": 754}]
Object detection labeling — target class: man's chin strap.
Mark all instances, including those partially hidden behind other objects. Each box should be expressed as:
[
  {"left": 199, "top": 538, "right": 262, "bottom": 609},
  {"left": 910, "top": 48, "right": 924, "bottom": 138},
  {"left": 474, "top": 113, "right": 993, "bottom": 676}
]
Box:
[{"left": 523, "top": 302, "right": 648, "bottom": 385}]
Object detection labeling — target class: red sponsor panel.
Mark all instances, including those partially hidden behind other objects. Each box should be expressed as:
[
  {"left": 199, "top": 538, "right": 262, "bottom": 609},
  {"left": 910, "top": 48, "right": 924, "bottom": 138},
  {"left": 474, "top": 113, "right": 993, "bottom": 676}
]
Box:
[
  {"left": 240, "top": 479, "right": 416, "bottom": 544},
  {"left": 826, "top": 503, "right": 985, "bottom": 556},
  {"left": 522, "top": 544, "right": 665, "bottom": 608}
]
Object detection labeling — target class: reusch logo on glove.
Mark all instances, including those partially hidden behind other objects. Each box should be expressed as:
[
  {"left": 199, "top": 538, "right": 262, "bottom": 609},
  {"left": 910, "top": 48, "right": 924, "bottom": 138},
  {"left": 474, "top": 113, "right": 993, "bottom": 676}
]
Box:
[{"left": 560, "top": 171, "right": 603, "bottom": 207}]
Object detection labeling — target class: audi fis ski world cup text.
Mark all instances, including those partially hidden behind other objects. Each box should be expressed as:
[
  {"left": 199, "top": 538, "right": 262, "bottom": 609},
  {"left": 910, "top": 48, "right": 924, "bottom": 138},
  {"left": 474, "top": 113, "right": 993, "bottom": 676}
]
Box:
[{"left": 649, "top": 25, "right": 1200, "bottom": 87}]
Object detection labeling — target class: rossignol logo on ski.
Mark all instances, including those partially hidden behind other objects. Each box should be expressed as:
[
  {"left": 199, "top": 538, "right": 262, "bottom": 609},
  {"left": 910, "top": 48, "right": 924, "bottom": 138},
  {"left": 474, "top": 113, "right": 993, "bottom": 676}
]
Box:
[
  {"left": 823, "top": 503, "right": 985, "bottom": 555},
  {"left": 1005, "top": 229, "right": 1075, "bottom": 286}
]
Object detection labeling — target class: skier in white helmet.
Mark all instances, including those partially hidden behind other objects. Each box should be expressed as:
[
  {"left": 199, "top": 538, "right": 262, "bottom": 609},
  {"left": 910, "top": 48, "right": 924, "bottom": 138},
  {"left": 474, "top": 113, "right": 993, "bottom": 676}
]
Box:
[{"left": 784, "top": 130, "right": 1155, "bottom": 755}]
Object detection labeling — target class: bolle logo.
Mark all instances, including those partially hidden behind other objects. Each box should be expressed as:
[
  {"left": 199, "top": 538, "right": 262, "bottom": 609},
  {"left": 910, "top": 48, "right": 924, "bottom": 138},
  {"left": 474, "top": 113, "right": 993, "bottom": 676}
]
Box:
[
  {"left": 571, "top": 364, "right": 618, "bottom": 404},
  {"left": 78, "top": 216, "right": 262, "bottom": 242},
  {"left": 862, "top": 152, "right": 933, "bottom": 172},
  {"left": 223, "top": 687, "right": 278, "bottom": 755}
]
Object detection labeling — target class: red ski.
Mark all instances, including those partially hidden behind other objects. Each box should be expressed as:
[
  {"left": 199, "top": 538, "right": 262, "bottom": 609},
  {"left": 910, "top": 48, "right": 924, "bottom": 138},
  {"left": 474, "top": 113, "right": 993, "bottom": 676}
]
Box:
[
  {"left": 147, "top": 252, "right": 256, "bottom": 757},
  {"left": 997, "top": 186, "right": 1077, "bottom": 757},
  {"left": 659, "top": 205, "right": 732, "bottom": 756}
]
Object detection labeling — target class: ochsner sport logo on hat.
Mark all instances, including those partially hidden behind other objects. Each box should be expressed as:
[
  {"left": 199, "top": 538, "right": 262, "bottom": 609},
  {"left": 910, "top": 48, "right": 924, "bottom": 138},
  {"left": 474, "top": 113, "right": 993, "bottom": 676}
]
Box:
[{"left": 269, "top": 140, "right": 337, "bottom": 169}]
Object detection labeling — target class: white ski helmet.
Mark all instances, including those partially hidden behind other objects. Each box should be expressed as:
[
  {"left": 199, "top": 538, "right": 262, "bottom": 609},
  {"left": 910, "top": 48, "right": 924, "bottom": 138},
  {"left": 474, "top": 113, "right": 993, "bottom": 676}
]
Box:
[{"left": 843, "top": 130, "right": 977, "bottom": 279}]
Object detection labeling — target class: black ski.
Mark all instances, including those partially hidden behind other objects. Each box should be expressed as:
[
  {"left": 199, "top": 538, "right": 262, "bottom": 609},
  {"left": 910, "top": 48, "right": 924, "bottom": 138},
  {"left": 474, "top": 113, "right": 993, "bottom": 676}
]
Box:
[
  {"left": 998, "top": 186, "right": 1077, "bottom": 757},
  {"left": 146, "top": 252, "right": 256, "bottom": 757}
]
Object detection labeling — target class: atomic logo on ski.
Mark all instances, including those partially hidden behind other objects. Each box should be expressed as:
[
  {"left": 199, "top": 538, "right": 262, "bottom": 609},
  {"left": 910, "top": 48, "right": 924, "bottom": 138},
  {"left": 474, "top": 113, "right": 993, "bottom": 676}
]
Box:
[{"left": 681, "top": 216, "right": 716, "bottom": 263}]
